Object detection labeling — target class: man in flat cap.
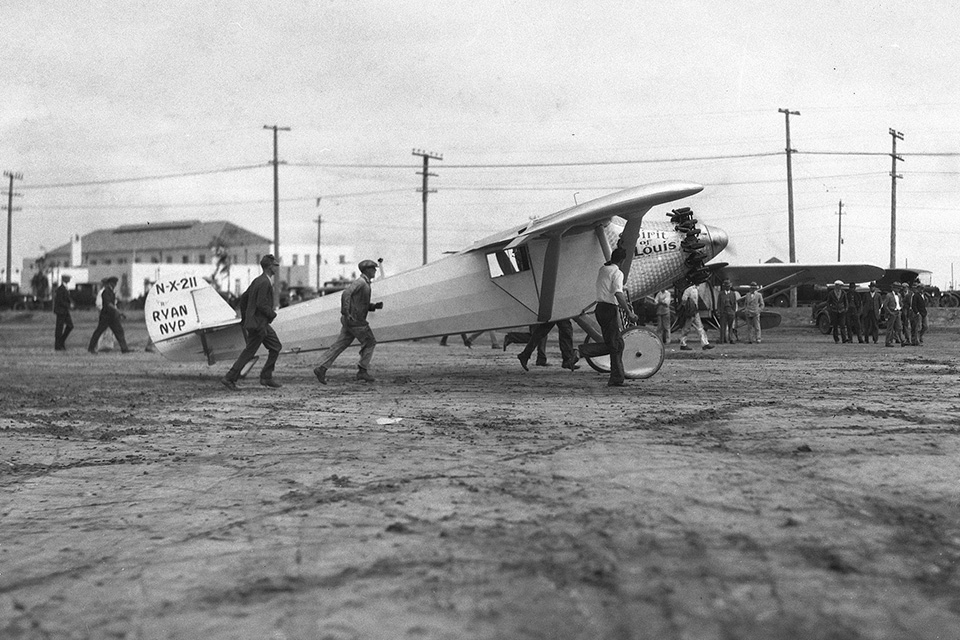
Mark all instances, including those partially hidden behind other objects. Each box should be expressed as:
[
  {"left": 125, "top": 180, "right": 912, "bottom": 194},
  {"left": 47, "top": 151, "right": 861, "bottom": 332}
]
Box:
[
  {"left": 743, "top": 281, "right": 765, "bottom": 344},
  {"left": 826, "top": 280, "right": 849, "bottom": 344},
  {"left": 313, "top": 259, "right": 383, "bottom": 384},
  {"left": 53, "top": 274, "right": 74, "bottom": 351},
  {"left": 87, "top": 276, "right": 130, "bottom": 354},
  {"left": 222, "top": 254, "right": 283, "bottom": 390}
]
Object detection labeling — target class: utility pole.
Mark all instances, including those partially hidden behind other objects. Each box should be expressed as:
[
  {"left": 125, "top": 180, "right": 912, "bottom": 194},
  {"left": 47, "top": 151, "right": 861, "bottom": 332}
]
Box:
[
  {"left": 264, "top": 124, "right": 290, "bottom": 297},
  {"left": 779, "top": 108, "right": 800, "bottom": 306},
  {"left": 3, "top": 171, "right": 23, "bottom": 285},
  {"left": 889, "top": 128, "right": 904, "bottom": 269},
  {"left": 413, "top": 149, "right": 442, "bottom": 265},
  {"left": 315, "top": 197, "right": 322, "bottom": 291},
  {"left": 836, "top": 200, "right": 844, "bottom": 262}
]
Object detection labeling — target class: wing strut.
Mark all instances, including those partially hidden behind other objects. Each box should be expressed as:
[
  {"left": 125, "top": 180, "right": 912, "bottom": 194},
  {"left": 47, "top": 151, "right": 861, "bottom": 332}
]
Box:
[
  {"left": 618, "top": 213, "right": 647, "bottom": 282},
  {"left": 537, "top": 234, "right": 562, "bottom": 322}
]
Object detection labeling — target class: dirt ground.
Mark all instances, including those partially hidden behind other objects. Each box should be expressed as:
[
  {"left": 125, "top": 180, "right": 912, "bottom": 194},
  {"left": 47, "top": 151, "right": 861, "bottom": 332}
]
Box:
[{"left": 1, "top": 308, "right": 959, "bottom": 640}]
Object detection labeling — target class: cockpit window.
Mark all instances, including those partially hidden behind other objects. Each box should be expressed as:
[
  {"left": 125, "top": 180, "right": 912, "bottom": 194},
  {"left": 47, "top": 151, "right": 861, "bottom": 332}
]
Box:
[{"left": 486, "top": 246, "right": 531, "bottom": 278}]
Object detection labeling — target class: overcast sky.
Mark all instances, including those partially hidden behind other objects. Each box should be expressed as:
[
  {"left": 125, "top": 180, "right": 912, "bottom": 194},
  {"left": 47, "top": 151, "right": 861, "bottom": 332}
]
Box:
[{"left": 3, "top": 0, "right": 959, "bottom": 287}]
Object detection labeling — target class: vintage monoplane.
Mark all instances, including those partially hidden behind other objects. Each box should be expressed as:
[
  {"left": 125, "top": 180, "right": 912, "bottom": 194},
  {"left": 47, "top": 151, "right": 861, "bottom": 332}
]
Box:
[{"left": 145, "top": 181, "right": 729, "bottom": 379}]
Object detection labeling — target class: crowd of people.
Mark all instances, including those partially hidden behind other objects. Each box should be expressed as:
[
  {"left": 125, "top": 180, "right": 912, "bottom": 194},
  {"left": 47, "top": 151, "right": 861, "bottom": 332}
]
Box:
[{"left": 48, "top": 251, "right": 933, "bottom": 390}]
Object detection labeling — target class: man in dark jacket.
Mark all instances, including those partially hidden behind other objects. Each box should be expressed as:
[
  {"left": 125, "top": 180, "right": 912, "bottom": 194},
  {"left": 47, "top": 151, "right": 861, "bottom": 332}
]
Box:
[
  {"left": 911, "top": 281, "right": 928, "bottom": 345},
  {"left": 313, "top": 259, "right": 383, "bottom": 384},
  {"left": 826, "top": 280, "right": 849, "bottom": 344},
  {"left": 861, "top": 282, "right": 882, "bottom": 344},
  {"left": 845, "top": 283, "right": 864, "bottom": 343},
  {"left": 221, "top": 254, "right": 283, "bottom": 389},
  {"left": 87, "top": 276, "right": 130, "bottom": 354},
  {"left": 53, "top": 274, "right": 74, "bottom": 351}
]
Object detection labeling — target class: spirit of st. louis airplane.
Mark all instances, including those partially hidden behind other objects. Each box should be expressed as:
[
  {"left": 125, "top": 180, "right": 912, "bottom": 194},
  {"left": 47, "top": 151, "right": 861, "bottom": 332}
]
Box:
[{"left": 142, "top": 180, "right": 881, "bottom": 380}]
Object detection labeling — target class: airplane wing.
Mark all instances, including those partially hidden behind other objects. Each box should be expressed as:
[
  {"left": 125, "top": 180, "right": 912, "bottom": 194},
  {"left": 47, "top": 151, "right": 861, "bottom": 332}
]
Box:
[
  {"left": 715, "top": 263, "right": 886, "bottom": 289},
  {"left": 462, "top": 181, "right": 704, "bottom": 253},
  {"left": 463, "top": 181, "right": 703, "bottom": 322}
]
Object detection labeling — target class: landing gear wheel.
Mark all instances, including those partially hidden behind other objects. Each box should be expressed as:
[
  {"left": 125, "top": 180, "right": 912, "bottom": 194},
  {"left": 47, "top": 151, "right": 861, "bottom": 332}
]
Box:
[{"left": 581, "top": 328, "right": 665, "bottom": 379}]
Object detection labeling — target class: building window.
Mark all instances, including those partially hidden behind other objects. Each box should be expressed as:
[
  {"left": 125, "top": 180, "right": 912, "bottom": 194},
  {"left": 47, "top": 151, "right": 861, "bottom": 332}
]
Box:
[
  {"left": 90, "top": 260, "right": 98, "bottom": 265},
  {"left": 339, "top": 255, "right": 346, "bottom": 264},
  {"left": 291, "top": 254, "right": 298, "bottom": 266},
  {"left": 255, "top": 254, "right": 261, "bottom": 265},
  {"left": 104, "top": 259, "right": 112, "bottom": 265},
  {"left": 198, "top": 255, "right": 206, "bottom": 264},
  {"left": 166, "top": 256, "right": 173, "bottom": 264},
  {"left": 182, "top": 256, "right": 189, "bottom": 264},
  {"left": 304, "top": 254, "right": 310, "bottom": 267},
  {"left": 151, "top": 257, "right": 159, "bottom": 264}
]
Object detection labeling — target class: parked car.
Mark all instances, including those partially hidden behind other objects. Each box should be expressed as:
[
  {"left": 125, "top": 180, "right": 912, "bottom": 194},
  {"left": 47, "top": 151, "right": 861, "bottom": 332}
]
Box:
[{"left": 0, "top": 282, "right": 38, "bottom": 311}]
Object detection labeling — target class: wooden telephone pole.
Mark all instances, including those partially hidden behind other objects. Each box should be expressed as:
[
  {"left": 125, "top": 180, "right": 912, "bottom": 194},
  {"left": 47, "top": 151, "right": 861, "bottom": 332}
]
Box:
[
  {"left": 836, "top": 200, "right": 845, "bottom": 262},
  {"left": 264, "top": 124, "right": 290, "bottom": 297},
  {"left": 413, "top": 149, "right": 442, "bottom": 265},
  {"left": 779, "top": 108, "right": 800, "bottom": 306},
  {"left": 3, "top": 171, "right": 23, "bottom": 285},
  {"left": 889, "top": 128, "right": 904, "bottom": 269}
]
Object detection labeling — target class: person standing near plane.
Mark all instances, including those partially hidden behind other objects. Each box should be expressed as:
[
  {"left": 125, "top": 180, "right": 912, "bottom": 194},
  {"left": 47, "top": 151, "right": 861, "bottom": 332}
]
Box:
[
  {"left": 910, "top": 281, "right": 927, "bottom": 346},
  {"left": 716, "top": 279, "right": 739, "bottom": 344},
  {"left": 826, "top": 280, "right": 849, "bottom": 344},
  {"left": 846, "top": 282, "right": 864, "bottom": 344},
  {"left": 883, "top": 282, "right": 903, "bottom": 347},
  {"left": 221, "top": 254, "right": 283, "bottom": 390},
  {"left": 314, "top": 259, "right": 383, "bottom": 384},
  {"left": 87, "top": 276, "right": 130, "bottom": 354},
  {"left": 654, "top": 287, "right": 673, "bottom": 345},
  {"left": 577, "top": 247, "right": 638, "bottom": 387},
  {"left": 678, "top": 282, "right": 714, "bottom": 352},
  {"left": 742, "top": 282, "right": 765, "bottom": 344},
  {"left": 53, "top": 274, "right": 74, "bottom": 351},
  {"left": 862, "top": 282, "right": 882, "bottom": 344},
  {"left": 516, "top": 319, "right": 579, "bottom": 371},
  {"left": 900, "top": 282, "right": 915, "bottom": 347}
]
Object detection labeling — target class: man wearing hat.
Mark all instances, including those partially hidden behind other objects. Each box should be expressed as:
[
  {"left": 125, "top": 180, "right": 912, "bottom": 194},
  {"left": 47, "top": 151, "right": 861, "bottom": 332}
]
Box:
[
  {"left": 87, "top": 276, "right": 130, "bottom": 354},
  {"left": 313, "top": 259, "right": 384, "bottom": 384},
  {"left": 862, "top": 282, "right": 882, "bottom": 344},
  {"left": 845, "top": 282, "right": 864, "bottom": 344},
  {"left": 221, "top": 254, "right": 283, "bottom": 389},
  {"left": 883, "top": 282, "right": 903, "bottom": 347},
  {"left": 911, "top": 281, "right": 928, "bottom": 345},
  {"left": 716, "top": 279, "right": 739, "bottom": 344},
  {"left": 53, "top": 274, "right": 74, "bottom": 351},
  {"left": 826, "top": 280, "right": 849, "bottom": 344},
  {"left": 743, "top": 281, "right": 765, "bottom": 344}
]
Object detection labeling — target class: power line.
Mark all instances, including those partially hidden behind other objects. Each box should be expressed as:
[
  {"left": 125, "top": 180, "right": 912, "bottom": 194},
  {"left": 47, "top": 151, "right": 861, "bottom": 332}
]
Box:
[{"left": 20, "top": 163, "right": 268, "bottom": 190}]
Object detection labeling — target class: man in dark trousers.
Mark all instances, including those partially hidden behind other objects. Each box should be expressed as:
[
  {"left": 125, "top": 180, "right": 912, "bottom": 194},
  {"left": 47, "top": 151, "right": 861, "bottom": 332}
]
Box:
[
  {"left": 87, "top": 276, "right": 130, "bottom": 354},
  {"left": 845, "top": 282, "right": 864, "bottom": 343},
  {"left": 313, "top": 259, "right": 383, "bottom": 384},
  {"left": 862, "top": 282, "right": 882, "bottom": 344},
  {"left": 577, "top": 247, "right": 639, "bottom": 387},
  {"left": 911, "top": 281, "right": 927, "bottom": 345},
  {"left": 826, "top": 280, "right": 849, "bottom": 344},
  {"left": 221, "top": 254, "right": 283, "bottom": 390},
  {"left": 516, "top": 319, "right": 579, "bottom": 371},
  {"left": 53, "top": 274, "right": 74, "bottom": 351}
]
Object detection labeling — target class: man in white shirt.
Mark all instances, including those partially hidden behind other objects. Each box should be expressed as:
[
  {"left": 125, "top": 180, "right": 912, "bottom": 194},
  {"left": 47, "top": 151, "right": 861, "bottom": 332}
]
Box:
[
  {"left": 679, "top": 283, "right": 714, "bottom": 351},
  {"left": 578, "top": 247, "right": 638, "bottom": 387}
]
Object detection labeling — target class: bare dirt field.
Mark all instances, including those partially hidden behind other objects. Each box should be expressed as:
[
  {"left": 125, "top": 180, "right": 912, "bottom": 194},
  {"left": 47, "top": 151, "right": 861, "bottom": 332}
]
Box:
[{"left": 2, "top": 309, "right": 959, "bottom": 640}]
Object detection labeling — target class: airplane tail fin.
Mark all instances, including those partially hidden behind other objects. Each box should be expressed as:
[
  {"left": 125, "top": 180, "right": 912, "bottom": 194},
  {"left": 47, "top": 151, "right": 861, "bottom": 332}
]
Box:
[{"left": 144, "top": 274, "right": 245, "bottom": 363}]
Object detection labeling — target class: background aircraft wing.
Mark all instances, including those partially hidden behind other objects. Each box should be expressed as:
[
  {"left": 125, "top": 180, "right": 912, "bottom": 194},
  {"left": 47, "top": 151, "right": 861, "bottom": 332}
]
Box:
[{"left": 716, "top": 263, "right": 886, "bottom": 288}]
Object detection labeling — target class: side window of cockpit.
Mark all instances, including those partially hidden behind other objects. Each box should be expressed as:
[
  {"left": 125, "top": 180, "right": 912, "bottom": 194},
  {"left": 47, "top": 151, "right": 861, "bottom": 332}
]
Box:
[{"left": 486, "top": 247, "right": 532, "bottom": 278}]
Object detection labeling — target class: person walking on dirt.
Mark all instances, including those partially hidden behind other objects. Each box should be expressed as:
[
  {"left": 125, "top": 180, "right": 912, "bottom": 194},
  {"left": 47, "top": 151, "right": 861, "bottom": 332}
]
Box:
[
  {"left": 87, "top": 276, "right": 130, "bottom": 354},
  {"left": 883, "top": 282, "right": 903, "bottom": 347},
  {"left": 221, "top": 254, "right": 283, "bottom": 390},
  {"left": 826, "top": 280, "right": 849, "bottom": 344},
  {"left": 53, "top": 274, "right": 74, "bottom": 351},
  {"left": 716, "top": 279, "right": 738, "bottom": 344},
  {"left": 577, "top": 247, "right": 638, "bottom": 387},
  {"left": 678, "top": 282, "right": 714, "bottom": 352},
  {"left": 313, "top": 259, "right": 383, "bottom": 384},
  {"left": 742, "top": 282, "right": 764, "bottom": 344},
  {"left": 862, "top": 282, "right": 882, "bottom": 344},
  {"left": 655, "top": 287, "right": 673, "bottom": 345},
  {"left": 516, "top": 320, "right": 579, "bottom": 371},
  {"left": 845, "top": 283, "right": 864, "bottom": 344},
  {"left": 910, "top": 281, "right": 927, "bottom": 346}
]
